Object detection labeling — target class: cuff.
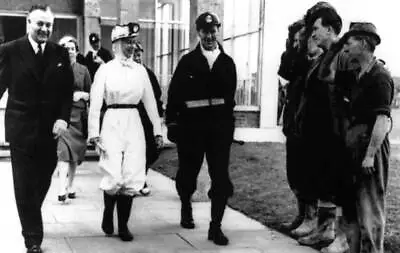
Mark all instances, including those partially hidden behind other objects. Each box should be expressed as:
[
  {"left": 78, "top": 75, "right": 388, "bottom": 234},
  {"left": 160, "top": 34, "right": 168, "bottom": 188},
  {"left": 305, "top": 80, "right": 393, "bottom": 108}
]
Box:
[{"left": 56, "top": 119, "right": 68, "bottom": 128}]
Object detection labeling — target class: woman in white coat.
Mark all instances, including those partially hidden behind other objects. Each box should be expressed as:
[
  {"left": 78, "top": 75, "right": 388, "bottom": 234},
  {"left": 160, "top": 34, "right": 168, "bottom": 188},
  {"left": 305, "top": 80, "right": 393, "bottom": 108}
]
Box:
[{"left": 88, "top": 23, "right": 163, "bottom": 241}]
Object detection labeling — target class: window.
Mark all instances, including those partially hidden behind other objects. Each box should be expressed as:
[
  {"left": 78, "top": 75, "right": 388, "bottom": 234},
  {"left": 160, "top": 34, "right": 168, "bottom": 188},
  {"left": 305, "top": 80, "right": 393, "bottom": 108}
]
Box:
[
  {"left": 224, "top": 0, "right": 264, "bottom": 109},
  {"left": 153, "top": 0, "right": 190, "bottom": 104}
]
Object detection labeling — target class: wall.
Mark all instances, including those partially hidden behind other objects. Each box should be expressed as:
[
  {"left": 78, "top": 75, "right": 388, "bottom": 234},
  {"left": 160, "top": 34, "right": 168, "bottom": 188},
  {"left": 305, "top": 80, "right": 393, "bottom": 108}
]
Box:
[{"left": 0, "top": 0, "right": 82, "bottom": 14}]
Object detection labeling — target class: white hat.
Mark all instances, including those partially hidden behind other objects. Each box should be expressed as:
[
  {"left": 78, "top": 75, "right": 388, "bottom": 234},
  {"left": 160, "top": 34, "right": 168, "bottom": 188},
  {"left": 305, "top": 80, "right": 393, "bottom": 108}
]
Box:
[{"left": 111, "top": 22, "right": 140, "bottom": 43}]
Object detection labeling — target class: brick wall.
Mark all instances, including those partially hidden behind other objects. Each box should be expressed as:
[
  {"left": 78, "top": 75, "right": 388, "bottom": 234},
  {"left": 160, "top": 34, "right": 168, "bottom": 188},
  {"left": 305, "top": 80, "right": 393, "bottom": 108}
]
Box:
[{"left": 234, "top": 111, "right": 260, "bottom": 128}]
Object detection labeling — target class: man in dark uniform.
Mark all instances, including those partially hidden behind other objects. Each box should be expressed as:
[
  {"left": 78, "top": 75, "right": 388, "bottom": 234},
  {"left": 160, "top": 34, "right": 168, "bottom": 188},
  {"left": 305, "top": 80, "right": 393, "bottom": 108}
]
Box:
[
  {"left": 84, "top": 32, "right": 113, "bottom": 80},
  {"left": 0, "top": 5, "right": 74, "bottom": 253},
  {"left": 133, "top": 41, "right": 164, "bottom": 195},
  {"left": 166, "top": 12, "right": 237, "bottom": 246},
  {"left": 336, "top": 22, "right": 393, "bottom": 253}
]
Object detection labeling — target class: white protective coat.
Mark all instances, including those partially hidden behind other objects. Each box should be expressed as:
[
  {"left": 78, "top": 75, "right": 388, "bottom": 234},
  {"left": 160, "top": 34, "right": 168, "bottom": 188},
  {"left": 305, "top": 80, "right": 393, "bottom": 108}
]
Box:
[{"left": 88, "top": 57, "right": 162, "bottom": 196}]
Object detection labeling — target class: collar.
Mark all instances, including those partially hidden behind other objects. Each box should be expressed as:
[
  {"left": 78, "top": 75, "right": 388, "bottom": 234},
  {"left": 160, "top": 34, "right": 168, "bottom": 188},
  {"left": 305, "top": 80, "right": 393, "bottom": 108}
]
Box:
[
  {"left": 200, "top": 42, "right": 220, "bottom": 55},
  {"left": 116, "top": 55, "right": 135, "bottom": 68},
  {"left": 358, "top": 57, "right": 377, "bottom": 80},
  {"left": 28, "top": 35, "right": 46, "bottom": 54}
]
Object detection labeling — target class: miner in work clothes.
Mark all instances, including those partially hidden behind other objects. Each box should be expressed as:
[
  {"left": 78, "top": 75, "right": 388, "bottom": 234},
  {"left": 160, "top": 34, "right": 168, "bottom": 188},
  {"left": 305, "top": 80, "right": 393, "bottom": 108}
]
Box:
[{"left": 166, "top": 12, "right": 237, "bottom": 246}]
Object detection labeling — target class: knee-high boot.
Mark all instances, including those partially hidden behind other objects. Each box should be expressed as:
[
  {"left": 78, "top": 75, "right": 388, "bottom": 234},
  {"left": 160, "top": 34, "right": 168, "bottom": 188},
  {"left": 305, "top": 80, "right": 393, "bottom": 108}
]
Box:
[
  {"left": 208, "top": 198, "right": 229, "bottom": 246},
  {"left": 180, "top": 198, "right": 195, "bottom": 229},
  {"left": 101, "top": 192, "right": 117, "bottom": 236},
  {"left": 117, "top": 195, "right": 134, "bottom": 241}
]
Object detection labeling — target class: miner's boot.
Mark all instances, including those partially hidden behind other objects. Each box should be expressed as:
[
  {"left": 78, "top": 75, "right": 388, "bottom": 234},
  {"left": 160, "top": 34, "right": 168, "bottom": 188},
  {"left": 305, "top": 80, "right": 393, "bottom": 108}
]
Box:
[
  {"left": 283, "top": 197, "right": 305, "bottom": 231},
  {"left": 117, "top": 195, "right": 134, "bottom": 241},
  {"left": 298, "top": 206, "right": 337, "bottom": 248},
  {"left": 291, "top": 202, "right": 318, "bottom": 238},
  {"left": 208, "top": 198, "right": 229, "bottom": 246},
  {"left": 101, "top": 192, "right": 117, "bottom": 236}
]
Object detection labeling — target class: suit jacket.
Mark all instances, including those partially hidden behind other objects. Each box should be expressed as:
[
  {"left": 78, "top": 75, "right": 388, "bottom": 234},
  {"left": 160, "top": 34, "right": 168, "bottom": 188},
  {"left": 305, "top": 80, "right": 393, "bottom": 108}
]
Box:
[{"left": 0, "top": 35, "right": 74, "bottom": 153}]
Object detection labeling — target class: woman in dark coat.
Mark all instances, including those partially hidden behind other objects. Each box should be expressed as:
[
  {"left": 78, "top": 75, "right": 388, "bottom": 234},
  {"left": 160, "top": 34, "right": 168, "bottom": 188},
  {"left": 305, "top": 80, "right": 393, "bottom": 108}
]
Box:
[{"left": 56, "top": 35, "right": 92, "bottom": 202}]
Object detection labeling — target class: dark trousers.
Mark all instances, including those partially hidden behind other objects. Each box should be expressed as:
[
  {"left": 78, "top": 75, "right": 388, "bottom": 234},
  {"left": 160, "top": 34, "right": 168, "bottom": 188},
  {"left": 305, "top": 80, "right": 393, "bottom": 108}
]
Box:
[
  {"left": 305, "top": 135, "right": 348, "bottom": 205},
  {"left": 10, "top": 138, "right": 57, "bottom": 248},
  {"left": 286, "top": 136, "right": 317, "bottom": 203},
  {"left": 176, "top": 121, "right": 234, "bottom": 201}
]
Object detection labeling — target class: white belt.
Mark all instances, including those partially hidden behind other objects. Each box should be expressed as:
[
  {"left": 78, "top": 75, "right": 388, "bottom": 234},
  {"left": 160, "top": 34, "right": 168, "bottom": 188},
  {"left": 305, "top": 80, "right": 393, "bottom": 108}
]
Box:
[{"left": 185, "top": 98, "right": 225, "bottom": 108}]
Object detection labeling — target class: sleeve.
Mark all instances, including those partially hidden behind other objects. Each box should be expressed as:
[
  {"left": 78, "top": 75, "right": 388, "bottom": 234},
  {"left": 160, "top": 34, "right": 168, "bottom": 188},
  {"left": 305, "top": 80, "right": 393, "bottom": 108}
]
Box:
[
  {"left": 146, "top": 67, "right": 164, "bottom": 116},
  {"left": 83, "top": 66, "right": 92, "bottom": 93},
  {"left": 141, "top": 66, "right": 162, "bottom": 136},
  {"left": 59, "top": 48, "right": 74, "bottom": 124},
  {"left": 165, "top": 57, "right": 186, "bottom": 125},
  {"left": 370, "top": 72, "right": 394, "bottom": 117},
  {"left": 0, "top": 43, "right": 10, "bottom": 99},
  {"left": 228, "top": 58, "right": 237, "bottom": 109},
  {"left": 88, "top": 64, "right": 107, "bottom": 139},
  {"left": 278, "top": 51, "right": 293, "bottom": 81}
]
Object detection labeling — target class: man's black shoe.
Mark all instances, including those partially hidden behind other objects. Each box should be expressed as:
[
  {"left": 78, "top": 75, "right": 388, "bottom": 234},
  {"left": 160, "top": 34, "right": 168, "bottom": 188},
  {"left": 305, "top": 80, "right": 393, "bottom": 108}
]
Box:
[{"left": 27, "top": 245, "right": 42, "bottom": 253}]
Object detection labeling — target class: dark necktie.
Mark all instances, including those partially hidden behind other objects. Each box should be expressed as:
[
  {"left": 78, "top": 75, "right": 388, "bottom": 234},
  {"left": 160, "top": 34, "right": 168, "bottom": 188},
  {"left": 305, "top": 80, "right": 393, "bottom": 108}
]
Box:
[
  {"left": 37, "top": 44, "right": 43, "bottom": 56},
  {"left": 36, "top": 44, "right": 45, "bottom": 78}
]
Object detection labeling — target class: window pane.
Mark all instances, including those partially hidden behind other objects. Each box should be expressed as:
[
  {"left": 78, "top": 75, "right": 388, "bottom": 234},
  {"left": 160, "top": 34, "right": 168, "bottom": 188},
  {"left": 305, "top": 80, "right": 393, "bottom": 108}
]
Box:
[
  {"left": 233, "top": 0, "right": 249, "bottom": 35},
  {"left": 249, "top": 0, "right": 261, "bottom": 31},
  {"left": 223, "top": 0, "right": 233, "bottom": 38},
  {"left": 51, "top": 18, "right": 77, "bottom": 43},
  {"left": 0, "top": 16, "right": 26, "bottom": 43}
]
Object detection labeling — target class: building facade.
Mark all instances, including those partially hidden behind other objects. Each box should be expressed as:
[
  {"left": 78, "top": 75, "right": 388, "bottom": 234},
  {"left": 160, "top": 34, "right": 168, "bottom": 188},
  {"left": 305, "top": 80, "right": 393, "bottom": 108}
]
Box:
[{"left": 0, "top": 0, "right": 283, "bottom": 143}]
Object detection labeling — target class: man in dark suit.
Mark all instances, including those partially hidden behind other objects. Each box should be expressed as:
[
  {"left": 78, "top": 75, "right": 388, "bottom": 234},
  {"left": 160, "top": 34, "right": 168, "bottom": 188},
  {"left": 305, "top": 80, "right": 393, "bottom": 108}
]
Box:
[{"left": 0, "top": 5, "right": 74, "bottom": 253}]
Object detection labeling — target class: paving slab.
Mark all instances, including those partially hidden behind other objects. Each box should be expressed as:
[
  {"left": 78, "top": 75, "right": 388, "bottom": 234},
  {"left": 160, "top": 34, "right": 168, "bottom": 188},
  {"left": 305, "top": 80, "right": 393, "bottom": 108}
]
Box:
[
  {"left": 1, "top": 160, "right": 317, "bottom": 253},
  {"left": 68, "top": 234, "right": 193, "bottom": 253}
]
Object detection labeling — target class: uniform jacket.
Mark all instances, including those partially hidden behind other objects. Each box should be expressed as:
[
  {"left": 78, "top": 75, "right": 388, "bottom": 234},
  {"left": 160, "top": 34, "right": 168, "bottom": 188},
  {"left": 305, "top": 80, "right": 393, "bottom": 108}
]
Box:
[
  {"left": 166, "top": 43, "right": 237, "bottom": 126},
  {"left": 0, "top": 35, "right": 74, "bottom": 152}
]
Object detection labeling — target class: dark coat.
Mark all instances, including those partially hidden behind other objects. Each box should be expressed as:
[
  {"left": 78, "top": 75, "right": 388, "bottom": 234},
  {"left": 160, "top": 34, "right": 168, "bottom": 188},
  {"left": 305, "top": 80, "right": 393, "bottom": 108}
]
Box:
[
  {"left": 138, "top": 66, "right": 163, "bottom": 167},
  {"left": 84, "top": 47, "right": 113, "bottom": 80},
  {"left": 0, "top": 35, "right": 74, "bottom": 153},
  {"left": 166, "top": 43, "right": 237, "bottom": 126}
]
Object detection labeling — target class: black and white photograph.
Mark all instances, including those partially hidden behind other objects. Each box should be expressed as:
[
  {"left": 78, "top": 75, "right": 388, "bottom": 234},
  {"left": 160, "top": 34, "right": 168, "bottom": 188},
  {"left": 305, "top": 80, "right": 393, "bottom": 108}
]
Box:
[{"left": 0, "top": 1, "right": 398, "bottom": 252}]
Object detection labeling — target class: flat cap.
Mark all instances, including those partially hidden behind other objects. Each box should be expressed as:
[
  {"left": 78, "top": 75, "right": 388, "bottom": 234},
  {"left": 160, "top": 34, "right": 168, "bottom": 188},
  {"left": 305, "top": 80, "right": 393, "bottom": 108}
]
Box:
[{"left": 195, "top": 12, "right": 221, "bottom": 31}]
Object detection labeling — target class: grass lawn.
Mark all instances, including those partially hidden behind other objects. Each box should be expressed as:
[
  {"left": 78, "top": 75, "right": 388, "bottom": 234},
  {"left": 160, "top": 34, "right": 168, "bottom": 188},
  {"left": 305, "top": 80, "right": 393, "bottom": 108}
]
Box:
[{"left": 153, "top": 142, "right": 400, "bottom": 253}]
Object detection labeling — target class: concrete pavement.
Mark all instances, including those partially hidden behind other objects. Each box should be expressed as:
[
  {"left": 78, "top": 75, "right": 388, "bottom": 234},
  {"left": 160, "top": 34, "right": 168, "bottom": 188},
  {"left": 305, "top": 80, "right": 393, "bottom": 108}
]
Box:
[{"left": 0, "top": 160, "right": 317, "bottom": 253}]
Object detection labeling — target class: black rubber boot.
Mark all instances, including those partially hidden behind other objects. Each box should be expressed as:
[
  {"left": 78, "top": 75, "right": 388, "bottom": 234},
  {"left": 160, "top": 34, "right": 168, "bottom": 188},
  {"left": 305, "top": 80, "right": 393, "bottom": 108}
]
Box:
[
  {"left": 208, "top": 198, "right": 229, "bottom": 246},
  {"left": 180, "top": 199, "right": 195, "bottom": 229},
  {"left": 117, "top": 195, "right": 134, "bottom": 241},
  {"left": 101, "top": 192, "right": 117, "bottom": 236}
]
